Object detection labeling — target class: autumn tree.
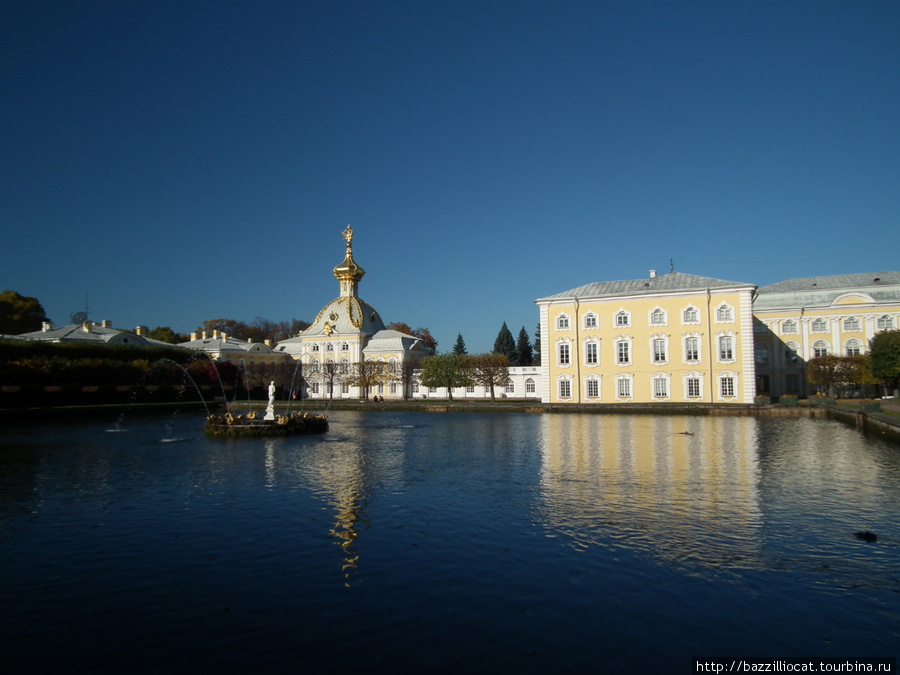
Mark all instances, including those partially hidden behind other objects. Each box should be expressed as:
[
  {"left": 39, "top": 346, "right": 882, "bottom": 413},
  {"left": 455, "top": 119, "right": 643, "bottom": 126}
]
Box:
[
  {"left": 807, "top": 354, "right": 842, "bottom": 397},
  {"left": 469, "top": 353, "right": 509, "bottom": 401},
  {"left": 0, "top": 290, "right": 47, "bottom": 334},
  {"left": 515, "top": 326, "right": 533, "bottom": 367},
  {"left": 493, "top": 322, "right": 517, "bottom": 363},
  {"left": 346, "top": 360, "right": 387, "bottom": 401},
  {"left": 418, "top": 353, "right": 471, "bottom": 400},
  {"left": 453, "top": 333, "right": 467, "bottom": 355}
]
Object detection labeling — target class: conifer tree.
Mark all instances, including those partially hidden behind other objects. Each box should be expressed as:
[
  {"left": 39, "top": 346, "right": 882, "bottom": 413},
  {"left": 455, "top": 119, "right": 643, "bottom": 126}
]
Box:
[
  {"left": 516, "top": 326, "right": 533, "bottom": 367},
  {"left": 493, "top": 322, "right": 517, "bottom": 363},
  {"left": 532, "top": 323, "right": 541, "bottom": 366},
  {"left": 453, "top": 333, "right": 467, "bottom": 355}
]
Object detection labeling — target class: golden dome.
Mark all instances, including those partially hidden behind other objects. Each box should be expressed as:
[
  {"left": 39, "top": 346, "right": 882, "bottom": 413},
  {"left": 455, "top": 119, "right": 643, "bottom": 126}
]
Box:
[{"left": 333, "top": 225, "right": 365, "bottom": 289}]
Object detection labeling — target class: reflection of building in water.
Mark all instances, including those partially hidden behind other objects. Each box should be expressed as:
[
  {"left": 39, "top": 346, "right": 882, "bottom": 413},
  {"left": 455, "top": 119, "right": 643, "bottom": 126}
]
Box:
[{"left": 537, "top": 414, "right": 764, "bottom": 567}]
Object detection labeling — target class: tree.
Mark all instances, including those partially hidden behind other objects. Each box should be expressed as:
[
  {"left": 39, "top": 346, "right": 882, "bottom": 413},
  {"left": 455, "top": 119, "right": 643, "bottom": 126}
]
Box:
[
  {"left": 869, "top": 329, "right": 900, "bottom": 395},
  {"left": 493, "top": 322, "right": 517, "bottom": 363},
  {"left": 147, "top": 326, "right": 181, "bottom": 344},
  {"left": 0, "top": 290, "right": 47, "bottom": 334},
  {"left": 533, "top": 323, "right": 541, "bottom": 366},
  {"left": 453, "top": 333, "right": 467, "bottom": 355},
  {"left": 387, "top": 322, "right": 438, "bottom": 355},
  {"left": 515, "top": 326, "right": 533, "bottom": 367},
  {"left": 345, "top": 360, "right": 386, "bottom": 401},
  {"left": 469, "top": 353, "right": 509, "bottom": 401},
  {"left": 418, "top": 353, "right": 471, "bottom": 400},
  {"left": 807, "top": 354, "right": 841, "bottom": 397}
]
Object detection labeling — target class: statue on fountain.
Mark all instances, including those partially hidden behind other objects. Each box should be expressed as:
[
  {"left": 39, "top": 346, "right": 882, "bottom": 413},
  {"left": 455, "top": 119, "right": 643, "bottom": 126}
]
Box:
[{"left": 264, "top": 380, "right": 276, "bottom": 421}]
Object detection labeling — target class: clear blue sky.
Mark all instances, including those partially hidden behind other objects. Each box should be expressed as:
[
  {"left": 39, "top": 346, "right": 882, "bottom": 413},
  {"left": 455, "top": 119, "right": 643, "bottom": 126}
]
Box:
[{"left": 2, "top": 0, "right": 898, "bottom": 353}]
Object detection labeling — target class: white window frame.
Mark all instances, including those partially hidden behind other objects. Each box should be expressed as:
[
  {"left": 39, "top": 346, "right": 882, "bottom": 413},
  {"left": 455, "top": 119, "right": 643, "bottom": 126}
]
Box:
[
  {"left": 682, "top": 305, "right": 700, "bottom": 324},
  {"left": 584, "top": 312, "right": 598, "bottom": 329},
  {"left": 812, "top": 340, "right": 829, "bottom": 358},
  {"left": 715, "top": 304, "right": 734, "bottom": 323},
  {"left": 615, "top": 374, "right": 633, "bottom": 401},
  {"left": 782, "top": 319, "right": 798, "bottom": 334},
  {"left": 683, "top": 334, "right": 701, "bottom": 363},
  {"left": 685, "top": 373, "right": 703, "bottom": 399},
  {"left": 650, "top": 307, "right": 667, "bottom": 326},
  {"left": 843, "top": 317, "right": 860, "bottom": 332},
  {"left": 652, "top": 374, "right": 670, "bottom": 400},
  {"left": 585, "top": 377, "right": 600, "bottom": 399},
  {"left": 525, "top": 378, "right": 536, "bottom": 394},
  {"left": 651, "top": 335, "right": 668, "bottom": 365},
  {"left": 877, "top": 315, "right": 894, "bottom": 331},
  {"left": 811, "top": 318, "right": 828, "bottom": 333},
  {"left": 614, "top": 310, "right": 631, "bottom": 328},
  {"left": 845, "top": 339, "right": 862, "bottom": 357},
  {"left": 719, "top": 373, "right": 737, "bottom": 400},
  {"left": 615, "top": 337, "right": 631, "bottom": 366},
  {"left": 557, "top": 341, "right": 571, "bottom": 366},
  {"left": 558, "top": 378, "right": 572, "bottom": 399},
  {"left": 717, "top": 333, "right": 735, "bottom": 362},
  {"left": 585, "top": 340, "right": 599, "bottom": 366},
  {"left": 556, "top": 314, "right": 571, "bottom": 330}
]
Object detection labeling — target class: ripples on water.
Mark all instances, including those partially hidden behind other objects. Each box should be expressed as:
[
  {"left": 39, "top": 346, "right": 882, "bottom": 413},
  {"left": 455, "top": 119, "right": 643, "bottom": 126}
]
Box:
[{"left": 1, "top": 410, "right": 898, "bottom": 673}]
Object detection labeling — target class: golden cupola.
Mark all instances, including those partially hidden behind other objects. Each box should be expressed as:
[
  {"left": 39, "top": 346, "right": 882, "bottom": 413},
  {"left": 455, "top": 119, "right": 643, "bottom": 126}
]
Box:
[{"left": 333, "top": 225, "right": 365, "bottom": 298}]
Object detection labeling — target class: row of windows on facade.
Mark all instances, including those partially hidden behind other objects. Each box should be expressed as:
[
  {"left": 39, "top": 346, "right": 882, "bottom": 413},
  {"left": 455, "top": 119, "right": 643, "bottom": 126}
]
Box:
[
  {"left": 307, "top": 378, "right": 538, "bottom": 395},
  {"left": 774, "top": 315, "right": 895, "bottom": 335},
  {"left": 556, "top": 305, "right": 735, "bottom": 332},
  {"left": 307, "top": 357, "right": 399, "bottom": 374},
  {"left": 308, "top": 342, "right": 352, "bottom": 352},
  {"left": 758, "top": 338, "right": 867, "bottom": 366},
  {"left": 556, "top": 373, "right": 737, "bottom": 400},
  {"left": 557, "top": 335, "right": 737, "bottom": 366}
]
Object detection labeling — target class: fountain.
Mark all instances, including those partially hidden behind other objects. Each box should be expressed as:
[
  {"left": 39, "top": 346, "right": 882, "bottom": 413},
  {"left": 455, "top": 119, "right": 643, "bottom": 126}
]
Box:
[{"left": 204, "top": 379, "right": 328, "bottom": 438}]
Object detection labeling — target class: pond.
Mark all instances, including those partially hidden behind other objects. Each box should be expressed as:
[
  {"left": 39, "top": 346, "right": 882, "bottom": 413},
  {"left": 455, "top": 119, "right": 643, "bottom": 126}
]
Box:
[{"left": 1, "top": 410, "right": 898, "bottom": 673}]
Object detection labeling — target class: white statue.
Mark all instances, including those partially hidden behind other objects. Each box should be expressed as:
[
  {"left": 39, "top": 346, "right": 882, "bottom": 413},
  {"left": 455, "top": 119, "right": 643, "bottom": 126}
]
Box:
[{"left": 264, "top": 380, "right": 276, "bottom": 421}]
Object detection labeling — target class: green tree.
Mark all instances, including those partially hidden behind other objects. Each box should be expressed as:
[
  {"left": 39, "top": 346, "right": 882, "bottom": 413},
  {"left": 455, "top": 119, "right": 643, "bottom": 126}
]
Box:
[
  {"left": 869, "top": 329, "right": 900, "bottom": 394},
  {"left": 493, "top": 322, "right": 517, "bottom": 363},
  {"left": 453, "top": 333, "right": 467, "bottom": 355},
  {"left": 515, "top": 326, "right": 533, "bottom": 367},
  {"left": 469, "top": 353, "right": 509, "bottom": 401},
  {"left": 146, "top": 326, "right": 180, "bottom": 344},
  {"left": 533, "top": 323, "right": 541, "bottom": 366},
  {"left": 0, "top": 290, "right": 48, "bottom": 334},
  {"left": 418, "top": 353, "right": 471, "bottom": 400}
]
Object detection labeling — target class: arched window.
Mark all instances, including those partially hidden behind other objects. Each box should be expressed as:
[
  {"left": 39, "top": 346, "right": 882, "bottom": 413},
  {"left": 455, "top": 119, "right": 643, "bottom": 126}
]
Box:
[
  {"left": 525, "top": 378, "right": 536, "bottom": 394},
  {"left": 716, "top": 304, "right": 733, "bottom": 322},
  {"left": 505, "top": 379, "right": 515, "bottom": 394},
  {"left": 782, "top": 320, "right": 798, "bottom": 334},
  {"left": 843, "top": 317, "right": 860, "bottom": 332},
  {"left": 813, "top": 340, "right": 829, "bottom": 357},
  {"left": 340, "top": 358, "right": 349, "bottom": 374},
  {"left": 615, "top": 311, "right": 630, "bottom": 327},
  {"left": 584, "top": 313, "right": 598, "bottom": 329},
  {"left": 650, "top": 308, "right": 666, "bottom": 325},
  {"left": 683, "top": 306, "right": 699, "bottom": 324},
  {"left": 845, "top": 339, "right": 862, "bottom": 356},
  {"left": 311, "top": 344, "right": 320, "bottom": 352},
  {"left": 557, "top": 314, "right": 570, "bottom": 330},
  {"left": 812, "top": 318, "right": 828, "bottom": 333},
  {"left": 585, "top": 340, "right": 599, "bottom": 365},
  {"left": 877, "top": 315, "right": 894, "bottom": 331},
  {"left": 785, "top": 341, "right": 800, "bottom": 363}
]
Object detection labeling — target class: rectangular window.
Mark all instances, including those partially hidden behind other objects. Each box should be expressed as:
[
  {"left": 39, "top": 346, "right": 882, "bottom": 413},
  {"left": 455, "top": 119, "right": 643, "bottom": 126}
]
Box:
[
  {"left": 310, "top": 382, "right": 319, "bottom": 394},
  {"left": 466, "top": 385, "right": 475, "bottom": 393},
  {"left": 719, "top": 336, "right": 733, "bottom": 361},
  {"left": 683, "top": 307, "right": 698, "bottom": 323},
  {"left": 586, "top": 379, "right": 599, "bottom": 398},
  {"left": 505, "top": 381, "right": 515, "bottom": 393},
  {"left": 720, "top": 377, "right": 735, "bottom": 398},
  {"left": 559, "top": 380, "right": 571, "bottom": 398},
  {"left": 685, "top": 337, "right": 700, "bottom": 362},
  {"left": 617, "top": 378, "right": 631, "bottom": 398},
  {"left": 342, "top": 382, "right": 350, "bottom": 394},
  {"left": 653, "top": 339, "right": 667, "bottom": 363},
  {"left": 559, "top": 343, "right": 570, "bottom": 365},
  {"left": 586, "top": 342, "right": 598, "bottom": 364},
  {"left": 585, "top": 314, "right": 597, "bottom": 328},
  {"left": 653, "top": 378, "right": 668, "bottom": 398},
  {"left": 617, "top": 341, "right": 629, "bottom": 364},
  {"left": 687, "top": 378, "right": 700, "bottom": 398},
  {"left": 616, "top": 312, "right": 629, "bottom": 326}
]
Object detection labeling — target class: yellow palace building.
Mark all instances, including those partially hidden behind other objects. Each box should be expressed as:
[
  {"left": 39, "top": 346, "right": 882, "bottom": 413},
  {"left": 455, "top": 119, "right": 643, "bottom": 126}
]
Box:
[{"left": 536, "top": 271, "right": 757, "bottom": 404}]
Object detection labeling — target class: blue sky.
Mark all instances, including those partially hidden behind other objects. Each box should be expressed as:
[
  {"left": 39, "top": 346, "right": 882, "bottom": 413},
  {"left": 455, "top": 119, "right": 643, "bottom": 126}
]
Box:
[{"left": 2, "top": 1, "right": 898, "bottom": 353}]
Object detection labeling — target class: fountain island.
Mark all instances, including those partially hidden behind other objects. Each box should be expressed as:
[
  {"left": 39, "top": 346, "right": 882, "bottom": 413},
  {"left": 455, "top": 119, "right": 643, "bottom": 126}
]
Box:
[{"left": 205, "top": 381, "right": 327, "bottom": 437}]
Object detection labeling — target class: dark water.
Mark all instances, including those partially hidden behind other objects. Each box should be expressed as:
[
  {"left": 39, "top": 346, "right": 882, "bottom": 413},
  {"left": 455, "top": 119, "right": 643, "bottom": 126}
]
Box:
[{"left": 1, "top": 410, "right": 898, "bottom": 673}]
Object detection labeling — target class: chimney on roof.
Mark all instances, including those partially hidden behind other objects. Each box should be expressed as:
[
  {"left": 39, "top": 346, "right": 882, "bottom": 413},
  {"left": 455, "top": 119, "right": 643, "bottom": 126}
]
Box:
[
  {"left": 221, "top": 333, "right": 228, "bottom": 341},
  {"left": 649, "top": 270, "right": 657, "bottom": 278},
  {"left": 82, "top": 321, "right": 91, "bottom": 333},
  {"left": 191, "top": 332, "right": 197, "bottom": 341},
  {"left": 202, "top": 331, "right": 208, "bottom": 339},
  {"left": 42, "top": 321, "right": 53, "bottom": 332},
  {"left": 248, "top": 337, "right": 253, "bottom": 344},
  {"left": 135, "top": 325, "right": 148, "bottom": 336},
  {"left": 264, "top": 339, "right": 271, "bottom": 347},
  {"left": 213, "top": 330, "right": 218, "bottom": 339}
]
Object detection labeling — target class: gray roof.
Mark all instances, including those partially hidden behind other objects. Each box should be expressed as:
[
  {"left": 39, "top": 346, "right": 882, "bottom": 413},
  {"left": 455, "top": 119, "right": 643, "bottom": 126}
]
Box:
[
  {"left": 16, "top": 323, "right": 152, "bottom": 346},
  {"left": 756, "top": 272, "right": 900, "bottom": 294},
  {"left": 363, "top": 329, "right": 430, "bottom": 355},
  {"left": 754, "top": 271, "right": 900, "bottom": 311},
  {"left": 177, "top": 336, "right": 277, "bottom": 354},
  {"left": 537, "top": 271, "right": 755, "bottom": 302}
]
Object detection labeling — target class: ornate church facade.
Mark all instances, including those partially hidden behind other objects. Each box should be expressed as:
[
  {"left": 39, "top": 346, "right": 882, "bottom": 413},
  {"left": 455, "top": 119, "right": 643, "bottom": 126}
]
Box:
[{"left": 275, "top": 226, "right": 430, "bottom": 400}]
